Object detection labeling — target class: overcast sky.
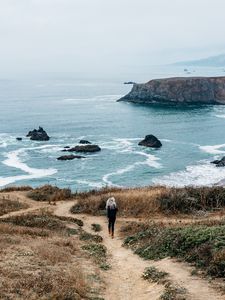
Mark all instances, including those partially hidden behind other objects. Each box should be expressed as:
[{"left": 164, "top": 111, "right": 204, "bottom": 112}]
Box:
[{"left": 0, "top": 0, "right": 225, "bottom": 76}]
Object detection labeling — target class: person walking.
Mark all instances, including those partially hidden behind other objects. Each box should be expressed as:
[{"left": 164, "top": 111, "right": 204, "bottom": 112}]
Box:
[{"left": 106, "top": 197, "right": 118, "bottom": 238}]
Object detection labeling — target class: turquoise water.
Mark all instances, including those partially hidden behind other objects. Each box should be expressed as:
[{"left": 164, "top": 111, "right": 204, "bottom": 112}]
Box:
[{"left": 1, "top": 67, "right": 225, "bottom": 191}]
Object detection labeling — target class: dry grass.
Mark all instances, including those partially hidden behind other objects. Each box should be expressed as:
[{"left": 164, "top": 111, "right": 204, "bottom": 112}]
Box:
[
  {"left": 27, "top": 185, "right": 72, "bottom": 202},
  {"left": 0, "top": 210, "right": 101, "bottom": 299},
  {"left": 0, "top": 196, "right": 29, "bottom": 216},
  {"left": 71, "top": 186, "right": 164, "bottom": 216},
  {"left": 71, "top": 186, "right": 225, "bottom": 217}
]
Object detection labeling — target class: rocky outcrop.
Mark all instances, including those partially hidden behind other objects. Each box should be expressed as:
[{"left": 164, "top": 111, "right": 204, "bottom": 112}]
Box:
[
  {"left": 57, "top": 155, "right": 85, "bottom": 160},
  {"left": 16, "top": 137, "right": 22, "bottom": 141},
  {"left": 27, "top": 127, "right": 50, "bottom": 141},
  {"left": 79, "top": 140, "right": 91, "bottom": 144},
  {"left": 118, "top": 76, "right": 225, "bottom": 105},
  {"left": 211, "top": 157, "right": 225, "bottom": 167},
  {"left": 67, "top": 144, "right": 101, "bottom": 153},
  {"left": 138, "top": 135, "right": 162, "bottom": 148}
]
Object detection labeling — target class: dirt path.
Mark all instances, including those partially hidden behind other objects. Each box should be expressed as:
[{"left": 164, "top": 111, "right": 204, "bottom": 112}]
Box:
[
  {"left": 54, "top": 201, "right": 163, "bottom": 300},
  {"left": 0, "top": 191, "right": 50, "bottom": 219},
  {"left": 1, "top": 194, "right": 224, "bottom": 300},
  {"left": 54, "top": 201, "right": 225, "bottom": 300}
]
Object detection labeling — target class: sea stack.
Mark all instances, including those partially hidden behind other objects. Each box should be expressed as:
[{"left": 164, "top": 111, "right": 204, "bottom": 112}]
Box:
[
  {"left": 138, "top": 135, "right": 162, "bottom": 148},
  {"left": 26, "top": 127, "right": 50, "bottom": 141},
  {"left": 118, "top": 76, "right": 225, "bottom": 105}
]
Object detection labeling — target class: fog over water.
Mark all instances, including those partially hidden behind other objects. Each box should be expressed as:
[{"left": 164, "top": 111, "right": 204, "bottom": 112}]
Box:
[{"left": 0, "top": 0, "right": 225, "bottom": 77}]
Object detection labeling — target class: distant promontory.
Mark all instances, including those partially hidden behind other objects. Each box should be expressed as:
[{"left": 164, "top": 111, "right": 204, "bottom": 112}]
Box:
[{"left": 118, "top": 76, "right": 225, "bottom": 105}]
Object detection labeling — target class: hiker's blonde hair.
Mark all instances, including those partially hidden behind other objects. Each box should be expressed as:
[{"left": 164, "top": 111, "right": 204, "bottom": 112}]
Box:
[{"left": 106, "top": 197, "right": 117, "bottom": 209}]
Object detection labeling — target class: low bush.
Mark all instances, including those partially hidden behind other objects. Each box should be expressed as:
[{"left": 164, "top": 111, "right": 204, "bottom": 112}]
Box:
[
  {"left": 71, "top": 186, "right": 225, "bottom": 217},
  {"left": 0, "top": 186, "right": 32, "bottom": 193},
  {"left": 91, "top": 223, "right": 102, "bottom": 232},
  {"left": 79, "top": 231, "right": 103, "bottom": 243},
  {"left": 27, "top": 185, "right": 72, "bottom": 202},
  {"left": 0, "top": 213, "right": 66, "bottom": 232},
  {"left": 0, "top": 197, "right": 28, "bottom": 216},
  {"left": 124, "top": 223, "right": 225, "bottom": 278},
  {"left": 142, "top": 266, "right": 168, "bottom": 283}
]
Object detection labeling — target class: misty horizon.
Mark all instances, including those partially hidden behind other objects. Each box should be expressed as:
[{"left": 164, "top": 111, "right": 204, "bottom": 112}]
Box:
[{"left": 0, "top": 0, "right": 225, "bottom": 77}]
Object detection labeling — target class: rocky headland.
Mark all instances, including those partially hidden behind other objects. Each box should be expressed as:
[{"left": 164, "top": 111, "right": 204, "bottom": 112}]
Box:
[{"left": 118, "top": 76, "right": 225, "bottom": 105}]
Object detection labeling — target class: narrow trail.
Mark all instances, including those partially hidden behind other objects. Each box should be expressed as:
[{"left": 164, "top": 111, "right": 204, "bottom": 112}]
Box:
[
  {"left": 54, "top": 201, "right": 225, "bottom": 300},
  {"left": 54, "top": 201, "right": 163, "bottom": 300},
  {"left": 1, "top": 193, "right": 224, "bottom": 300},
  {"left": 0, "top": 192, "right": 49, "bottom": 219}
]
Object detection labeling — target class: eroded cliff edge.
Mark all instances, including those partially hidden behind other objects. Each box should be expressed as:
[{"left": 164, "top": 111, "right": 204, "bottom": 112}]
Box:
[{"left": 118, "top": 76, "right": 225, "bottom": 104}]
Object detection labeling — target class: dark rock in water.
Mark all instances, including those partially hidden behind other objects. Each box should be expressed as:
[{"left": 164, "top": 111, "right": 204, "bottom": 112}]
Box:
[
  {"left": 124, "top": 81, "right": 136, "bottom": 85},
  {"left": 138, "top": 135, "right": 162, "bottom": 148},
  {"left": 79, "top": 140, "right": 91, "bottom": 144},
  {"left": 57, "top": 155, "right": 85, "bottom": 160},
  {"left": 16, "top": 137, "right": 22, "bottom": 141},
  {"left": 211, "top": 157, "right": 225, "bottom": 167},
  {"left": 118, "top": 76, "right": 225, "bottom": 105},
  {"left": 68, "top": 144, "right": 101, "bottom": 153},
  {"left": 64, "top": 146, "right": 70, "bottom": 148},
  {"left": 27, "top": 127, "right": 50, "bottom": 141}
]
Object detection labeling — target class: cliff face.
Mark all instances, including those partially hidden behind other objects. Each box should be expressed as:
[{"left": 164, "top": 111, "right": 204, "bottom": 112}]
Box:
[{"left": 118, "top": 77, "right": 225, "bottom": 105}]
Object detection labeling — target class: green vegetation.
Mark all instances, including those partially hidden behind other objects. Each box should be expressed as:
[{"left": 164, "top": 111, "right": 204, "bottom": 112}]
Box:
[
  {"left": 142, "top": 266, "right": 168, "bottom": 283},
  {"left": 160, "top": 283, "right": 187, "bottom": 300},
  {"left": 124, "top": 224, "right": 225, "bottom": 278},
  {"left": 82, "top": 243, "right": 110, "bottom": 270},
  {"left": 91, "top": 223, "right": 102, "bottom": 232},
  {"left": 54, "top": 215, "right": 83, "bottom": 227},
  {"left": 79, "top": 231, "right": 103, "bottom": 243}
]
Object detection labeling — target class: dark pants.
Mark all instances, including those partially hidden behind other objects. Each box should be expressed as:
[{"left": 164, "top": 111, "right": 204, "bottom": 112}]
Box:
[{"left": 108, "top": 217, "right": 116, "bottom": 235}]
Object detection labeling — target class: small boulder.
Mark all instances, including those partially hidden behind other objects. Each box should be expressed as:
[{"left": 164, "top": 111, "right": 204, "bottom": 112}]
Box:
[
  {"left": 79, "top": 140, "right": 91, "bottom": 144},
  {"left": 211, "top": 157, "right": 225, "bottom": 167},
  {"left": 27, "top": 127, "right": 50, "bottom": 141},
  {"left": 16, "top": 137, "right": 22, "bottom": 141},
  {"left": 138, "top": 135, "right": 162, "bottom": 148},
  {"left": 64, "top": 146, "right": 70, "bottom": 149},
  {"left": 68, "top": 144, "right": 101, "bottom": 153},
  {"left": 57, "top": 155, "right": 85, "bottom": 161}
]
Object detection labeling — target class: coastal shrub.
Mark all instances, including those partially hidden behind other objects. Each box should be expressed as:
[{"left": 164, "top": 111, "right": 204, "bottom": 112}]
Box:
[
  {"left": 0, "top": 213, "right": 66, "bottom": 232},
  {"left": 0, "top": 185, "right": 32, "bottom": 192},
  {"left": 71, "top": 186, "right": 225, "bottom": 216},
  {"left": 91, "top": 223, "right": 102, "bottom": 232},
  {"left": 0, "top": 197, "right": 28, "bottom": 216},
  {"left": 27, "top": 185, "right": 72, "bottom": 202},
  {"left": 142, "top": 266, "right": 168, "bottom": 283},
  {"left": 158, "top": 186, "right": 225, "bottom": 213},
  {"left": 123, "top": 223, "right": 225, "bottom": 278},
  {"left": 79, "top": 231, "right": 103, "bottom": 243},
  {"left": 54, "top": 215, "right": 84, "bottom": 227}
]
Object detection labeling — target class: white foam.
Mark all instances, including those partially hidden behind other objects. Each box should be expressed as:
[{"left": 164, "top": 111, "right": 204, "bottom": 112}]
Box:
[
  {"left": 76, "top": 180, "right": 104, "bottom": 189},
  {"left": 199, "top": 144, "right": 225, "bottom": 155},
  {"left": 0, "top": 134, "right": 16, "bottom": 148},
  {"left": 153, "top": 161, "right": 225, "bottom": 187},
  {"left": 103, "top": 153, "right": 161, "bottom": 187},
  {"left": 63, "top": 95, "right": 122, "bottom": 103},
  {"left": 133, "top": 151, "right": 161, "bottom": 168},
  {"left": 0, "top": 146, "right": 57, "bottom": 187},
  {"left": 215, "top": 114, "right": 225, "bottom": 119}
]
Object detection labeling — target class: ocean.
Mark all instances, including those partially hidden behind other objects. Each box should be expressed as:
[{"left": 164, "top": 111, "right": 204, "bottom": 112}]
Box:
[{"left": 1, "top": 66, "right": 225, "bottom": 191}]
